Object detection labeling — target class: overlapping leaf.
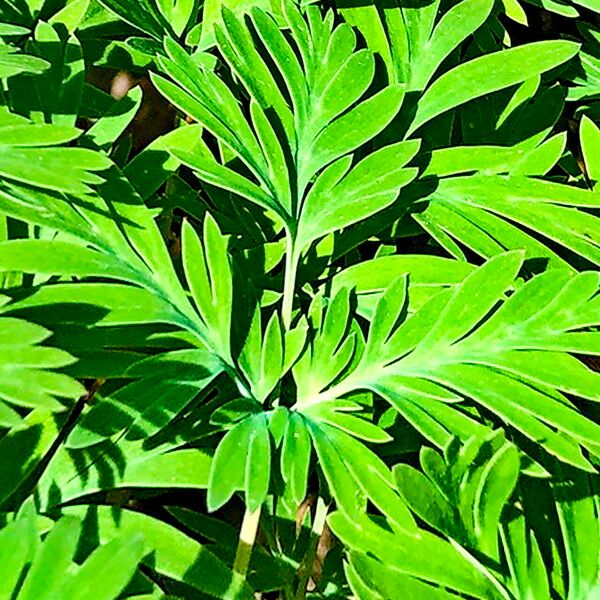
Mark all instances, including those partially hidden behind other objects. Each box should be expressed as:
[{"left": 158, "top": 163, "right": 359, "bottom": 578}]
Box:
[
  {"left": 395, "top": 431, "right": 520, "bottom": 559},
  {"left": 340, "top": 0, "right": 578, "bottom": 126},
  {"left": 411, "top": 174, "right": 600, "bottom": 269},
  {"left": 0, "top": 155, "right": 250, "bottom": 450},
  {"left": 0, "top": 158, "right": 220, "bottom": 351},
  {"left": 0, "top": 1, "right": 598, "bottom": 598},
  {"left": 153, "top": 2, "right": 417, "bottom": 263},
  {"left": 333, "top": 431, "right": 600, "bottom": 599},
  {"left": 330, "top": 508, "right": 503, "bottom": 599},
  {"left": 0, "top": 119, "right": 111, "bottom": 194},
  {"left": 6, "top": 21, "right": 86, "bottom": 127},
  {"left": 0, "top": 41, "right": 48, "bottom": 78},
  {"left": 297, "top": 252, "right": 600, "bottom": 471},
  {"left": 0, "top": 502, "right": 145, "bottom": 600},
  {"left": 0, "top": 315, "right": 84, "bottom": 427}
]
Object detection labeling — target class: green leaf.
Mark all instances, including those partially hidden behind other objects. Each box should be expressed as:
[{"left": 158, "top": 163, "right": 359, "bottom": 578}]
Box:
[
  {"left": 329, "top": 510, "right": 501, "bottom": 598},
  {"left": 413, "top": 175, "right": 600, "bottom": 268},
  {"left": 0, "top": 316, "right": 84, "bottom": 418},
  {"left": 411, "top": 0, "right": 495, "bottom": 90},
  {"left": 211, "top": 398, "right": 262, "bottom": 428},
  {"left": 124, "top": 123, "right": 204, "bottom": 199},
  {"left": 201, "top": 0, "right": 273, "bottom": 48},
  {"left": 63, "top": 505, "right": 254, "bottom": 599},
  {"left": 300, "top": 85, "right": 405, "bottom": 188},
  {"left": 244, "top": 413, "right": 271, "bottom": 511},
  {"left": 409, "top": 41, "right": 580, "bottom": 134},
  {"left": 61, "top": 534, "right": 146, "bottom": 600},
  {"left": 7, "top": 25, "right": 86, "bottom": 128},
  {"left": 182, "top": 216, "right": 233, "bottom": 361},
  {"left": 208, "top": 416, "right": 252, "bottom": 511},
  {"left": 473, "top": 443, "right": 520, "bottom": 556},
  {"left": 81, "top": 86, "right": 143, "bottom": 151},
  {"left": 0, "top": 239, "right": 143, "bottom": 281},
  {"left": 309, "top": 422, "right": 365, "bottom": 516},
  {"left": 298, "top": 140, "right": 419, "bottom": 251},
  {"left": 0, "top": 120, "right": 111, "bottom": 192},
  {"left": 18, "top": 516, "right": 80, "bottom": 600},
  {"left": 0, "top": 23, "right": 30, "bottom": 36},
  {"left": 67, "top": 349, "right": 222, "bottom": 448},
  {"left": 304, "top": 402, "right": 391, "bottom": 444},
  {"left": 394, "top": 464, "right": 459, "bottom": 539},
  {"left": 294, "top": 287, "right": 356, "bottom": 406},
  {"left": 553, "top": 470, "right": 600, "bottom": 600},
  {"left": 581, "top": 115, "right": 600, "bottom": 189},
  {"left": 313, "top": 253, "right": 600, "bottom": 468},
  {"left": 157, "top": 3, "right": 411, "bottom": 256},
  {"left": 280, "top": 412, "right": 311, "bottom": 505},
  {"left": 38, "top": 439, "right": 213, "bottom": 510},
  {"left": 96, "top": 0, "right": 171, "bottom": 39},
  {"left": 502, "top": 513, "right": 550, "bottom": 598},
  {"left": 0, "top": 124, "right": 80, "bottom": 146},
  {"left": 156, "top": 0, "right": 195, "bottom": 36},
  {"left": 0, "top": 501, "right": 39, "bottom": 597},
  {"left": 320, "top": 424, "right": 416, "bottom": 532},
  {"left": 0, "top": 409, "right": 62, "bottom": 506},
  {"left": 0, "top": 46, "right": 49, "bottom": 78},
  {"left": 346, "top": 551, "right": 455, "bottom": 600},
  {"left": 49, "top": 0, "right": 91, "bottom": 33}
]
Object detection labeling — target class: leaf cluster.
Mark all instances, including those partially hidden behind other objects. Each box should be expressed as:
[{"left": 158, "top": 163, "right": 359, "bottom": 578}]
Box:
[{"left": 0, "top": 0, "right": 599, "bottom": 598}]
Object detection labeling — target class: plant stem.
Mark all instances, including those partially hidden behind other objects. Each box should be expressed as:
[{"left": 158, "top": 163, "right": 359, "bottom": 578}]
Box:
[
  {"left": 231, "top": 233, "right": 298, "bottom": 583},
  {"left": 233, "top": 506, "right": 262, "bottom": 576},
  {"left": 295, "top": 497, "right": 329, "bottom": 600},
  {"left": 282, "top": 232, "right": 299, "bottom": 330}
]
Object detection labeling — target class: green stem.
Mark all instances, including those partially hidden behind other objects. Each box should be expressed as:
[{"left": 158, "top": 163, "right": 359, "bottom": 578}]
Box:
[
  {"left": 282, "top": 232, "right": 299, "bottom": 330},
  {"left": 295, "top": 497, "right": 329, "bottom": 600},
  {"left": 233, "top": 506, "right": 262, "bottom": 577}
]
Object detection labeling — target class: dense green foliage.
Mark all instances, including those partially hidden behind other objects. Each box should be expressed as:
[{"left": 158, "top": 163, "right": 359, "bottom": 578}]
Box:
[{"left": 0, "top": 0, "right": 599, "bottom": 598}]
